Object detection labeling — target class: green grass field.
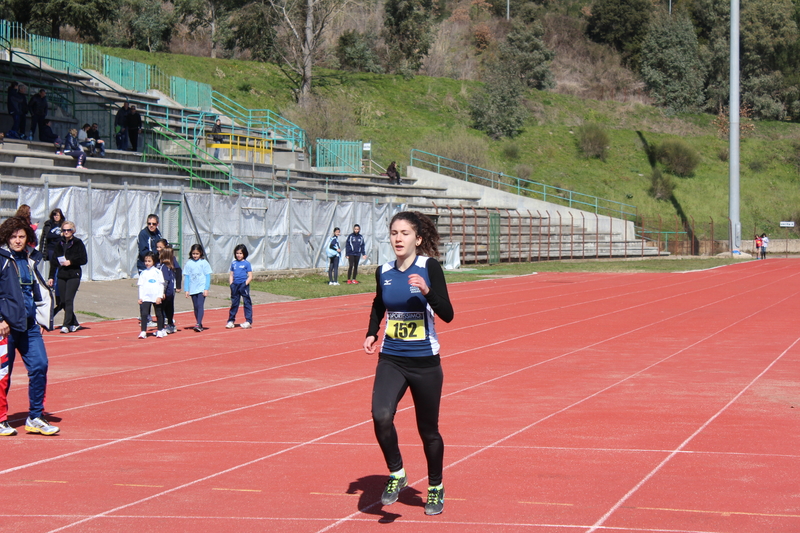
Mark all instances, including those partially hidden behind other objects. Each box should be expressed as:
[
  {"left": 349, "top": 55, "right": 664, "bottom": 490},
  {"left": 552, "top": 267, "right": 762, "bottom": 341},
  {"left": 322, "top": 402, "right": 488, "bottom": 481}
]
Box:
[{"left": 220, "top": 257, "right": 746, "bottom": 300}]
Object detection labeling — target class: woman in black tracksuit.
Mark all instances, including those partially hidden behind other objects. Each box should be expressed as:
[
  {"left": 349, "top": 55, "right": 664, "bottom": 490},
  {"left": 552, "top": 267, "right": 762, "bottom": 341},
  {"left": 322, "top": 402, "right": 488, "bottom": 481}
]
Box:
[
  {"left": 48, "top": 221, "right": 87, "bottom": 333},
  {"left": 363, "top": 211, "right": 454, "bottom": 516}
]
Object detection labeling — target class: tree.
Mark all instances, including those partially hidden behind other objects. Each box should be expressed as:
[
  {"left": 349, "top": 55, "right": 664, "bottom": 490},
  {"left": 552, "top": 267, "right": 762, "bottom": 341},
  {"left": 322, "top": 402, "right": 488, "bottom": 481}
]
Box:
[
  {"left": 470, "top": 64, "right": 527, "bottom": 139},
  {"left": 265, "top": 0, "right": 349, "bottom": 102},
  {"left": 336, "top": 30, "right": 383, "bottom": 73},
  {"left": 227, "top": 1, "right": 280, "bottom": 61},
  {"left": 28, "top": 0, "right": 117, "bottom": 40},
  {"left": 383, "top": 0, "right": 436, "bottom": 75},
  {"left": 499, "top": 19, "right": 555, "bottom": 90},
  {"left": 640, "top": 10, "right": 705, "bottom": 113},
  {"left": 100, "top": 0, "right": 176, "bottom": 52},
  {"left": 586, "top": 0, "right": 653, "bottom": 66},
  {"left": 176, "top": 0, "right": 244, "bottom": 58}
]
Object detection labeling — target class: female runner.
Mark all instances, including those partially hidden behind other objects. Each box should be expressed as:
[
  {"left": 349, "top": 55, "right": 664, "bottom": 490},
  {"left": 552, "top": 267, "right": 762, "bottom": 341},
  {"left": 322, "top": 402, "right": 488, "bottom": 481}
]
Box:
[{"left": 363, "top": 211, "right": 454, "bottom": 515}]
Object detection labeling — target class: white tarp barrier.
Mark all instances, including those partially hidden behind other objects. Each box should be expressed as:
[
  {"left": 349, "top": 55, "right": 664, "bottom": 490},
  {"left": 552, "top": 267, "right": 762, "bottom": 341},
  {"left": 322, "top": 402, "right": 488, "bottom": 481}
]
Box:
[{"left": 19, "top": 185, "right": 405, "bottom": 280}]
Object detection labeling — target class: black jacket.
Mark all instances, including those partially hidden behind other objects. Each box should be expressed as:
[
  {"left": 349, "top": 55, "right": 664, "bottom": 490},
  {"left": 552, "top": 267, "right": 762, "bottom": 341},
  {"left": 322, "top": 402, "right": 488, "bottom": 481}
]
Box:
[
  {"left": 49, "top": 237, "right": 88, "bottom": 281},
  {"left": 0, "top": 246, "right": 53, "bottom": 332},
  {"left": 28, "top": 93, "right": 48, "bottom": 118}
]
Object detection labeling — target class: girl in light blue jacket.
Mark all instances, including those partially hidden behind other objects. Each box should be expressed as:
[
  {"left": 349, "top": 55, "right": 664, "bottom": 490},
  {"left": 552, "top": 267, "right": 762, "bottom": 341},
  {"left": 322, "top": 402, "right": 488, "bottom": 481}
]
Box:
[{"left": 184, "top": 243, "right": 212, "bottom": 332}]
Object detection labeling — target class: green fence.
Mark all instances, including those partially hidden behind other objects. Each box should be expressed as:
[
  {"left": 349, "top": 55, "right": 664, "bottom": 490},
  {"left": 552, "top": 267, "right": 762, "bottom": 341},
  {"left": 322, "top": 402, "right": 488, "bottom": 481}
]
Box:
[
  {"left": 315, "top": 139, "right": 362, "bottom": 173},
  {"left": 104, "top": 55, "right": 150, "bottom": 94},
  {"left": 410, "top": 149, "right": 638, "bottom": 222}
]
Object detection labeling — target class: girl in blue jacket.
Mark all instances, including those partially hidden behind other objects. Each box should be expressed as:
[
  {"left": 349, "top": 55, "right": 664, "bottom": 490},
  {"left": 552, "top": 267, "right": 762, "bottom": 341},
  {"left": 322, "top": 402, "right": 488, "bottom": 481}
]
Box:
[{"left": 184, "top": 244, "right": 212, "bottom": 332}]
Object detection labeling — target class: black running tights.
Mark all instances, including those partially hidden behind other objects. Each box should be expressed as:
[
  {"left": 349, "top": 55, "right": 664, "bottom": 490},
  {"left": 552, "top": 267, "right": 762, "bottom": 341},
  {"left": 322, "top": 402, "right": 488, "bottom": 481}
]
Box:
[{"left": 371, "top": 357, "right": 444, "bottom": 486}]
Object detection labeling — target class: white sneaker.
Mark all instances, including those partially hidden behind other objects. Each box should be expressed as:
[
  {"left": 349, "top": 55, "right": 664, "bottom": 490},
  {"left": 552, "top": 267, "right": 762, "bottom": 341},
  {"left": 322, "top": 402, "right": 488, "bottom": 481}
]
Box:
[
  {"left": 156, "top": 330, "right": 167, "bottom": 338},
  {"left": 0, "top": 421, "right": 17, "bottom": 436},
  {"left": 328, "top": 282, "right": 334, "bottom": 285},
  {"left": 138, "top": 331, "right": 147, "bottom": 339},
  {"left": 226, "top": 321, "right": 235, "bottom": 329},
  {"left": 333, "top": 282, "right": 340, "bottom": 285},
  {"left": 25, "top": 416, "right": 59, "bottom": 435},
  {"left": 60, "top": 327, "right": 69, "bottom": 334},
  {"left": 241, "top": 322, "right": 251, "bottom": 329},
  {"left": 69, "top": 325, "right": 80, "bottom": 332}
]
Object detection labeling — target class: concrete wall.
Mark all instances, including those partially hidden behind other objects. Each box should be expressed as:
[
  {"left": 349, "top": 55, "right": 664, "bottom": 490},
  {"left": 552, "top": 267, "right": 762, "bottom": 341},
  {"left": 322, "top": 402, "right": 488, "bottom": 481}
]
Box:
[{"left": 408, "top": 165, "right": 636, "bottom": 237}]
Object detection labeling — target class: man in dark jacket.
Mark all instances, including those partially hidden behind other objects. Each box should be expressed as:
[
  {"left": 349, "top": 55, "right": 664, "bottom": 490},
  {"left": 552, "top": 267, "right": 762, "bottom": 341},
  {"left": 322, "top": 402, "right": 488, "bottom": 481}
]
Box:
[
  {"left": 7, "top": 82, "right": 27, "bottom": 136},
  {"left": 126, "top": 105, "right": 143, "bottom": 152},
  {"left": 211, "top": 118, "right": 224, "bottom": 159},
  {"left": 137, "top": 214, "right": 162, "bottom": 273},
  {"left": 28, "top": 89, "right": 48, "bottom": 141},
  {"left": 39, "top": 120, "right": 61, "bottom": 147},
  {"left": 115, "top": 101, "right": 130, "bottom": 150}
]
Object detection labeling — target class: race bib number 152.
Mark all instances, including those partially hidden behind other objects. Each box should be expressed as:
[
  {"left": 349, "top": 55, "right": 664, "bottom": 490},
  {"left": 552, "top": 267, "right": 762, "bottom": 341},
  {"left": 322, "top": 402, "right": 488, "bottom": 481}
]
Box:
[{"left": 386, "top": 312, "right": 425, "bottom": 340}]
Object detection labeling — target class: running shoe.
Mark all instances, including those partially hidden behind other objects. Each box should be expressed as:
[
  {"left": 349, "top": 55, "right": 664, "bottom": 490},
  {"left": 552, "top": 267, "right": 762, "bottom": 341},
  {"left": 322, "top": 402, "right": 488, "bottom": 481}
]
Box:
[
  {"left": 156, "top": 330, "right": 168, "bottom": 338},
  {"left": 241, "top": 322, "right": 251, "bottom": 329},
  {"left": 138, "top": 331, "right": 147, "bottom": 339},
  {"left": 0, "top": 421, "right": 17, "bottom": 436},
  {"left": 194, "top": 326, "right": 204, "bottom": 332},
  {"left": 352, "top": 280, "right": 360, "bottom": 284},
  {"left": 381, "top": 474, "right": 408, "bottom": 505},
  {"left": 166, "top": 325, "right": 177, "bottom": 334},
  {"left": 25, "top": 416, "right": 60, "bottom": 435},
  {"left": 226, "top": 321, "right": 235, "bottom": 329},
  {"left": 69, "top": 325, "right": 80, "bottom": 332},
  {"left": 424, "top": 486, "right": 445, "bottom": 515},
  {"left": 347, "top": 280, "right": 353, "bottom": 284},
  {"left": 60, "top": 327, "right": 69, "bottom": 334},
  {"left": 76, "top": 165, "right": 86, "bottom": 169}
]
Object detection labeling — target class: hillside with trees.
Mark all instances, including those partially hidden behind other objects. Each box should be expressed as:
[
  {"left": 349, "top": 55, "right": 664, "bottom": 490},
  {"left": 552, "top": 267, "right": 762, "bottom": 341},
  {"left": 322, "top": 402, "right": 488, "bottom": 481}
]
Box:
[{"left": 4, "top": 0, "right": 800, "bottom": 238}]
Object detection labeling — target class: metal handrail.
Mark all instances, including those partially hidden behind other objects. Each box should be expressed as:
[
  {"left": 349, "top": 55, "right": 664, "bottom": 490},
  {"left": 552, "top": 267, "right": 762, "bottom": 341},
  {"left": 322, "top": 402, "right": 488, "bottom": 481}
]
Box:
[{"left": 410, "top": 149, "right": 638, "bottom": 221}]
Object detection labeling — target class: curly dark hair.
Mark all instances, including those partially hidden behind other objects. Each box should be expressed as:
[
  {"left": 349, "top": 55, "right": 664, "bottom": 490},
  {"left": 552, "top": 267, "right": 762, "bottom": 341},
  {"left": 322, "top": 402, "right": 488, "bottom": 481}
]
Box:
[
  {"left": 390, "top": 211, "right": 440, "bottom": 258},
  {"left": 0, "top": 216, "right": 36, "bottom": 246}
]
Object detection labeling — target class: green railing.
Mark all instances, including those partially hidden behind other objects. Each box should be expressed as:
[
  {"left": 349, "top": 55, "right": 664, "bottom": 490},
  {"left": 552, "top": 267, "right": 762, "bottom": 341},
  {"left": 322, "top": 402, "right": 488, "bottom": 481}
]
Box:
[
  {"left": 142, "top": 116, "right": 287, "bottom": 199},
  {"left": 171, "top": 77, "right": 212, "bottom": 111},
  {"left": 410, "top": 149, "right": 638, "bottom": 222},
  {"left": 104, "top": 55, "right": 150, "bottom": 94},
  {"left": 315, "top": 139, "right": 362, "bottom": 173},
  {"left": 212, "top": 91, "right": 306, "bottom": 150}
]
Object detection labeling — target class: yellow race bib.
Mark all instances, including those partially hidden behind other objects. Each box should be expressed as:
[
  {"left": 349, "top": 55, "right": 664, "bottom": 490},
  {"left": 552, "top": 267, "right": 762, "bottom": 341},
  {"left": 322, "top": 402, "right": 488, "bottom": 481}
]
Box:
[{"left": 386, "top": 311, "right": 426, "bottom": 341}]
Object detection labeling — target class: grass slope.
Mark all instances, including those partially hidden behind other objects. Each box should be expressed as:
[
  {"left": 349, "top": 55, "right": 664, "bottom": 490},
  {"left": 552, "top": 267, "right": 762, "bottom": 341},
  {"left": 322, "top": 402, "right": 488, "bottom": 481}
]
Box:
[{"left": 103, "top": 48, "right": 800, "bottom": 239}]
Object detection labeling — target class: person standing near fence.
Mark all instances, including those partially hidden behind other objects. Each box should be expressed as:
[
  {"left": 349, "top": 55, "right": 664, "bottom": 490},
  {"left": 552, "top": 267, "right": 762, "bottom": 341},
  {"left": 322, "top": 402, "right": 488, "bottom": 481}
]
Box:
[
  {"left": 327, "top": 228, "right": 341, "bottom": 286},
  {"left": 127, "top": 105, "right": 143, "bottom": 152},
  {"left": 138, "top": 215, "right": 162, "bottom": 274},
  {"left": 211, "top": 118, "right": 224, "bottom": 159},
  {"left": 184, "top": 244, "right": 212, "bottom": 332},
  {"left": 115, "top": 101, "right": 130, "bottom": 150},
  {"left": 760, "top": 233, "right": 769, "bottom": 260},
  {"left": 363, "top": 211, "right": 454, "bottom": 516},
  {"left": 27, "top": 89, "right": 47, "bottom": 141},
  {"left": 345, "top": 224, "right": 366, "bottom": 284}
]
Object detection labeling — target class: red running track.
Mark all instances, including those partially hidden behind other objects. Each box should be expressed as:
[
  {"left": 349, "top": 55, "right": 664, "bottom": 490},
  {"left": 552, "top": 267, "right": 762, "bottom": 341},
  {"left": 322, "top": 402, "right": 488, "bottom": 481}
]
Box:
[{"left": 0, "top": 259, "right": 798, "bottom": 532}]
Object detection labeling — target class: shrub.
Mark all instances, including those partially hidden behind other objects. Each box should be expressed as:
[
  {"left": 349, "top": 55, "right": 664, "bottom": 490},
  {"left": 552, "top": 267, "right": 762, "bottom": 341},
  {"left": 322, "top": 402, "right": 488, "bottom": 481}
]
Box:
[
  {"left": 717, "top": 148, "right": 729, "bottom": 162},
  {"left": 503, "top": 142, "right": 521, "bottom": 159},
  {"left": 470, "top": 65, "right": 527, "bottom": 139},
  {"left": 649, "top": 168, "right": 675, "bottom": 200},
  {"left": 577, "top": 123, "right": 610, "bottom": 161},
  {"left": 656, "top": 138, "right": 700, "bottom": 177},
  {"left": 748, "top": 160, "right": 766, "bottom": 173},
  {"left": 238, "top": 82, "right": 252, "bottom": 93}
]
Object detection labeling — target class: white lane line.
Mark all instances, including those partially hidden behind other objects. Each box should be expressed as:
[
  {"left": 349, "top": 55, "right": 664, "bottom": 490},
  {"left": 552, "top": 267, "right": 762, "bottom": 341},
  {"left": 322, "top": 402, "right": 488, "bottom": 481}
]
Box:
[{"left": 585, "top": 335, "right": 800, "bottom": 533}]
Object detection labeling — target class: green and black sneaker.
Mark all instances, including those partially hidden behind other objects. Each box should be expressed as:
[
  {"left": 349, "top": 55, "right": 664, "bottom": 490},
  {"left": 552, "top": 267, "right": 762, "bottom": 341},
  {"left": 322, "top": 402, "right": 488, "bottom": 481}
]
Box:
[
  {"left": 424, "top": 485, "right": 445, "bottom": 515},
  {"left": 381, "top": 474, "right": 408, "bottom": 505}
]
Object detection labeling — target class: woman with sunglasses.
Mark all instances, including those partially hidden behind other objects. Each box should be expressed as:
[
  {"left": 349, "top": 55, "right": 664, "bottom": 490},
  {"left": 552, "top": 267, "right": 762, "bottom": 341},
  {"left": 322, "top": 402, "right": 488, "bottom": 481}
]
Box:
[
  {"left": 137, "top": 214, "right": 162, "bottom": 274},
  {"left": 48, "top": 221, "right": 87, "bottom": 334}
]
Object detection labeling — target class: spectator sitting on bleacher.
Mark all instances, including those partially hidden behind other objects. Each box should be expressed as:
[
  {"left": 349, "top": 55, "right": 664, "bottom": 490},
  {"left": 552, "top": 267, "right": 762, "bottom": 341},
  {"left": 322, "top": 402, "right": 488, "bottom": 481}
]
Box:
[
  {"left": 39, "top": 120, "right": 62, "bottom": 148},
  {"left": 87, "top": 123, "right": 106, "bottom": 156},
  {"left": 62, "top": 129, "right": 87, "bottom": 169}
]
